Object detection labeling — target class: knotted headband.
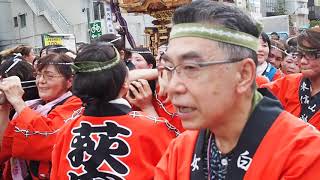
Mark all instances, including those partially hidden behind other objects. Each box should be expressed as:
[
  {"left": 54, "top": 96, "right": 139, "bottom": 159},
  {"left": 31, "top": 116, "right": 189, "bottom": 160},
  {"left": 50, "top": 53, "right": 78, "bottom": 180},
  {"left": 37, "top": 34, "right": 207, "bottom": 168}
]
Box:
[
  {"left": 72, "top": 46, "right": 121, "bottom": 73},
  {"left": 170, "top": 23, "right": 259, "bottom": 52}
]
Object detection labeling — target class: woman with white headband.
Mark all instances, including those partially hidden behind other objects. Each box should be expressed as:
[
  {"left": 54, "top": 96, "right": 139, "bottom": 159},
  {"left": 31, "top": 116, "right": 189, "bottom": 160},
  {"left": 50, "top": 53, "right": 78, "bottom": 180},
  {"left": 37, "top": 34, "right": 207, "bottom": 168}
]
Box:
[{"left": 0, "top": 53, "right": 82, "bottom": 179}]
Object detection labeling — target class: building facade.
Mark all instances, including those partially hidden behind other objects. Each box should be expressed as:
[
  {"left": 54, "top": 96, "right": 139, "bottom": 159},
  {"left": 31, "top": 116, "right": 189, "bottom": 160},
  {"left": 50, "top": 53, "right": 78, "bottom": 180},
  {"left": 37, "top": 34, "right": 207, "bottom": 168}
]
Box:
[
  {"left": 308, "top": 0, "right": 320, "bottom": 20},
  {"left": 0, "top": 0, "right": 156, "bottom": 51},
  {"left": 246, "top": 0, "right": 262, "bottom": 17},
  {"left": 0, "top": 0, "right": 15, "bottom": 49},
  {"left": 260, "top": 0, "right": 309, "bottom": 30},
  {"left": 7, "top": 0, "right": 314, "bottom": 51},
  {"left": 285, "top": 0, "right": 309, "bottom": 29}
]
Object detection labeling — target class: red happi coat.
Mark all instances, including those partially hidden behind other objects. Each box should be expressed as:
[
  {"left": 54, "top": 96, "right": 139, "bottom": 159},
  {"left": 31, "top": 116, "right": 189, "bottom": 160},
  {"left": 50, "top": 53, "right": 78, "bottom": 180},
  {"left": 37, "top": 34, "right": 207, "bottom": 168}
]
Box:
[
  {"left": 155, "top": 94, "right": 320, "bottom": 180},
  {"left": 262, "top": 73, "right": 320, "bottom": 129},
  {"left": 152, "top": 94, "right": 185, "bottom": 133},
  {"left": 0, "top": 96, "right": 82, "bottom": 180},
  {"left": 51, "top": 102, "right": 177, "bottom": 180}
]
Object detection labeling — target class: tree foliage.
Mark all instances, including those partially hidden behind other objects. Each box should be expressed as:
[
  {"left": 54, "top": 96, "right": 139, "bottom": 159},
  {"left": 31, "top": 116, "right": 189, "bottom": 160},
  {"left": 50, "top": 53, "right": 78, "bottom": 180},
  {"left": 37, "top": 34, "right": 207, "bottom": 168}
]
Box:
[
  {"left": 273, "top": 0, "right": 287, "bottom": 15},
  {"left": 310, "top": 20, "right": 320, "bottom": 27}
]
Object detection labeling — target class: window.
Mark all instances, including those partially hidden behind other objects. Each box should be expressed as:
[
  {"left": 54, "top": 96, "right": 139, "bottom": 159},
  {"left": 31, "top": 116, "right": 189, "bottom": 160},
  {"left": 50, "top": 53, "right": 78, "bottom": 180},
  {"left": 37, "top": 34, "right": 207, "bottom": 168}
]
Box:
[
  {"left": 19, "top": 14, "right": 26, "bottom": 28},
  {"left": 310, "top": 6, "right": 315, "bottom": 11},
  {"left": 265, "top": 0, "right": 277, "bottom": 13},
  {"left": 93, "top": 1, "right": 105, "bottom": 20},
  {"left": 13, "top": 17, "right": 18, "bottom": 27}
]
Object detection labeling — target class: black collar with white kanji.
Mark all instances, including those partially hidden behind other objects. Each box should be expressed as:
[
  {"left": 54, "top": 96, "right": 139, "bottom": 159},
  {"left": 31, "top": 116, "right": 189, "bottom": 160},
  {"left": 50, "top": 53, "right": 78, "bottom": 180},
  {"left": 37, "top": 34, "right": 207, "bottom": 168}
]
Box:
[
  {"left": 299, "top": 78, "right": 320, "bottom": 122},
  {"left": 190, "top": 88, "right": 283, "bottom": 180}
]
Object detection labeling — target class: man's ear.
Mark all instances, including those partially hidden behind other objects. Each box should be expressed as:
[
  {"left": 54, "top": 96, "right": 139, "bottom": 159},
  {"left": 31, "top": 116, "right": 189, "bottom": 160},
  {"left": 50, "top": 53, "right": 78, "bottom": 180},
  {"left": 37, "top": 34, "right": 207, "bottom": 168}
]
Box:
[{"left": 236, "top": 58, "right": 256, "bottom": 94}]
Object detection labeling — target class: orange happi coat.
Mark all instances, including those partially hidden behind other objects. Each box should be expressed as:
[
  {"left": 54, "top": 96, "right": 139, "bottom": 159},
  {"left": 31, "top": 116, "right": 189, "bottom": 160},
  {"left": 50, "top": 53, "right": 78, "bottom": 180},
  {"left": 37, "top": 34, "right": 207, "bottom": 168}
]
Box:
[
  {"left": 262, "top": 73, "right": 320, "bottom": 129},
  {"left": 0, "top": 96, "right": 82, "bottom": 180},
  {"left": 51, "top": 101, "right": 177, "bottom": 180},
  {"left": 155, "top": 94, "right": 320, "bottom": 180}
]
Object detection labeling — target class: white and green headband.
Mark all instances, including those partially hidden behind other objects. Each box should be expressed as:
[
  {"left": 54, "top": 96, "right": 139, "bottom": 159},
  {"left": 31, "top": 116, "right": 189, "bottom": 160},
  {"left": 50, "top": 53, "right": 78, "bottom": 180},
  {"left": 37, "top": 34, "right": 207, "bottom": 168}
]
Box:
[
  {"left": 72, "top": 47, "right": 121, "bottom": 73},
  {"left": 170, "top": 23, "right": 259, "bottom": 52}
]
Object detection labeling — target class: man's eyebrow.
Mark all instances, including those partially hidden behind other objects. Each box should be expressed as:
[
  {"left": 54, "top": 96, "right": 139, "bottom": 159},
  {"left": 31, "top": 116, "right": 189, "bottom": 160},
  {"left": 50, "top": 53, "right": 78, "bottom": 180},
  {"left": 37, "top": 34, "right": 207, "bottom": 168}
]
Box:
[
  {"left": 180, "top": 51, "right": 202, "bottom": 60},
  {"left": 162, "top": 51, "right": 203, "bottom": 63}
]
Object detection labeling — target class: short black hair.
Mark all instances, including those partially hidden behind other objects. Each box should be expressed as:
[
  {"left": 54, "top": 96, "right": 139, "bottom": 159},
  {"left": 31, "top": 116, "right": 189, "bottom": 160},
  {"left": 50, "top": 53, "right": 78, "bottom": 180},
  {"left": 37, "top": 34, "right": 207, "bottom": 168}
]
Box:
[
  {"left": 95, "top": 34, "right": 125, "bottom": 51},
  {"left": 72, "top": 43, "right": 128, "bottom": 105},
  {"left": 297, "top": 27, "right": 320, "bottom": 50},
  {"left": 260, "top": 32, "right": 271, "bottom": 52},
  {"left": 271, "top": 32, "right": 280, "bottom": 38},
  {"left": 271, "top": 39, "right": 285, "bottom": 58},
  {"left": 0, "top": 58, "right": 39, "bottom": 101},
  {"left": 285, "top": 46, "right": 298, "bottom": 56},
  {"left": 40, "top": 45, "right": 69, "bottom": 56},
  {"left": 131, "top": 48, "right": 156, "bottom": 68},
  {"left": 36, "top": 53, "right": 73, "bottom": 80},
  {"left": 172, "top": 0, "right": 260, "bottom": 65},
  {"left": 260, "top": 32, "right": 272, "bottom": 57},
  {"left": 286, "top": 36, "right": 297, "bottom": 47}
]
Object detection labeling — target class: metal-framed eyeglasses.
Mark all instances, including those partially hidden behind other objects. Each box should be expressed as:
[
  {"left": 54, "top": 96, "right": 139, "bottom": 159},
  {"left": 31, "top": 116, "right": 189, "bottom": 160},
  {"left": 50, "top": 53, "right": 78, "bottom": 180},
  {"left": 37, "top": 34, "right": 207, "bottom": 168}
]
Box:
[
  {"left": 158, "top": 54, "right": 243, "bottom": 81},
  {"left": 34, "top": 72, "right": 64, "bottom": 81},
  {"left": 296, "top": 50, "right": 320, "bottom": 61}
]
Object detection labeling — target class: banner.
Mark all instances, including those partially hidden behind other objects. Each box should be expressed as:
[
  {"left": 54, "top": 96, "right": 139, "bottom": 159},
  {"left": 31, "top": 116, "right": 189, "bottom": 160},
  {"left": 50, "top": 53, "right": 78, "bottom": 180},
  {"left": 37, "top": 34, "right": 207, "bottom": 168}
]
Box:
[{"left": 41, "top": 34, "right": 76, "bottom": 52}]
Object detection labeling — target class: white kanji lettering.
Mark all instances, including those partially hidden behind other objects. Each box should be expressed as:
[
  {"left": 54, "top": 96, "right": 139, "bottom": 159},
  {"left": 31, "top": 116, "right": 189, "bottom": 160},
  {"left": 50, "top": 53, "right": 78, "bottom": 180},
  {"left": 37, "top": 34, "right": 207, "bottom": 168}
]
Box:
[
  {"left": 191, "top": 154, "right": 201, "bottom": 172},
  {"left": 301, "top": 82, "right": 310, "bottom": 91},
  {"left": 237, "top": 151, "right": 252, "bottom": 171},
  {"left": 308, "top": 104, "right": 317, "bottom": 112},
  {"left": 300, "top": 95, "right": 310, "bottom": 104},
  {"left": 300, "top": 114, "right": 308, "bottom": 122}
]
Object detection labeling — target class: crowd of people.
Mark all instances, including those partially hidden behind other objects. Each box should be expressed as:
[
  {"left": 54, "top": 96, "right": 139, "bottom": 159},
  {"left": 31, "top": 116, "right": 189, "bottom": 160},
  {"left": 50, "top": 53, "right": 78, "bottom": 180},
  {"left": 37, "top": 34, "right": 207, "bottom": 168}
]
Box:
[{"left": 0, "top": 0, "right": 320, "bottom": 179}]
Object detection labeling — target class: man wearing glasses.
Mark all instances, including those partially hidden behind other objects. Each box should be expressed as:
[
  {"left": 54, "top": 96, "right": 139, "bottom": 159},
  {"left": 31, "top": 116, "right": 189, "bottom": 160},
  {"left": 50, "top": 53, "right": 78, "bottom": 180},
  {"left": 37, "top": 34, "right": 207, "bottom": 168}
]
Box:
[
  {"left": 263, "top": 27, "right": 320, "bottom": 129},
  {"left": 155, "top": 1, "right": 320, "bottom": 179}
]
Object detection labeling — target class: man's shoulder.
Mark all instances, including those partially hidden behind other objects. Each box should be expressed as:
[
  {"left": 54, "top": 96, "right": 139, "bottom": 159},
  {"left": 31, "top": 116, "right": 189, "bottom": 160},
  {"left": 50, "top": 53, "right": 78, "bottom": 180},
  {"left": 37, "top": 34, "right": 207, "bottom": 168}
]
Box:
[
  {"left": 247, "top": 111, "right": 320, "bottom": 178},
  {"left": 261, "top": 111, "right": 320, "bottom": 177},
  {"left": 172, "top": 130, "right": 200, "bottom": 146},
  {"left": 269, "top": 111, "right": 320, "bottom": 146}
]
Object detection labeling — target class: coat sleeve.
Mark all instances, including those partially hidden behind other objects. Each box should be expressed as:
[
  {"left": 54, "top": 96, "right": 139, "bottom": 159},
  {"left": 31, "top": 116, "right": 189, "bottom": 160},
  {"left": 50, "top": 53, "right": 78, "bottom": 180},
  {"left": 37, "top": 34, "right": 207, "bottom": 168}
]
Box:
[
  {"left": 261, "top": 76, "right": 288, "bottom": 104},
  {"left": 271, "top": 69, "right": 284, "bottom": 81},
  {"left": 50, "top": 126, "right": 67, "bottom": 180},
  {"left": 0, "top": 96, "right": 82, "bottom": 163}
]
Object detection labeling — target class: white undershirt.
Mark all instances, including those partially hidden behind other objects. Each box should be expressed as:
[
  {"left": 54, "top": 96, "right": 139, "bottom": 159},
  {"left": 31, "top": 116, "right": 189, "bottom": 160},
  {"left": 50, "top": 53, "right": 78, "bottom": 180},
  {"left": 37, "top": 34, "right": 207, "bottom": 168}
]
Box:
[
  {"left": 109, "top": 98, "right": 132, "bottom": 108},
  {"left": 256, "top": 61, "right": 268, "bottom": 76}
]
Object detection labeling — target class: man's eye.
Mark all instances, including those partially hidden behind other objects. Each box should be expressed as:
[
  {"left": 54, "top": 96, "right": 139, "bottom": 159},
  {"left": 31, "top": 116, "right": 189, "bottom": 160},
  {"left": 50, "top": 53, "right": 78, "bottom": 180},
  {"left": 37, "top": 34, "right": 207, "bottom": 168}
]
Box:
[{"left": 183, "top": 64, "right": 198, "bottom": 71}]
